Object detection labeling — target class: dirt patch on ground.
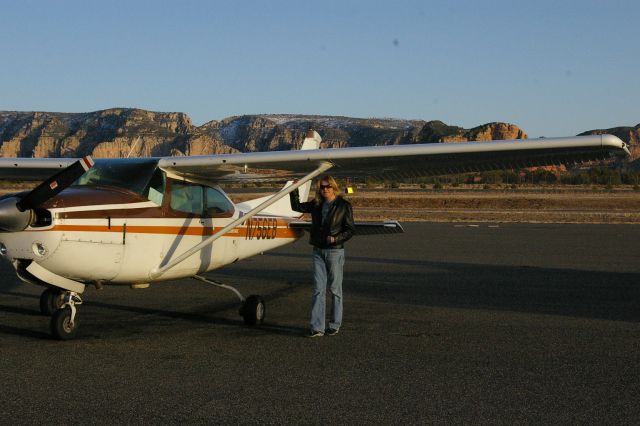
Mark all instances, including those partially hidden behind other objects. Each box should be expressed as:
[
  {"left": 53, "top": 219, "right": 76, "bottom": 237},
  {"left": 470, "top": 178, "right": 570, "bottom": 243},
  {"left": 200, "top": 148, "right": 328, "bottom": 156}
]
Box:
[{"left": 228, "top": 189, "right": 640, "bottom": 224}]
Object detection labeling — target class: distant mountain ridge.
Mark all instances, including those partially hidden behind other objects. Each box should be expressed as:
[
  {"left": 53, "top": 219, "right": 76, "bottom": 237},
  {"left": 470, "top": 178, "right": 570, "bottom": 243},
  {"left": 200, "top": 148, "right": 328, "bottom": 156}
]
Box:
[
  {"left": 0, "top": 109, "right": 235, "bottom": 158},
  {"left": 0, "top": 109, "right": 636, "bottom": 164}
]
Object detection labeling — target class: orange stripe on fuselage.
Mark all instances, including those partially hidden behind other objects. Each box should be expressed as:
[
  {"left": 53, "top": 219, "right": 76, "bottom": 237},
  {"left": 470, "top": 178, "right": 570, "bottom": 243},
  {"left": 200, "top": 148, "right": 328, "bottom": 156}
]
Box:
[{"left": 46, "top": 221, "right": 302, "bottom": 239}]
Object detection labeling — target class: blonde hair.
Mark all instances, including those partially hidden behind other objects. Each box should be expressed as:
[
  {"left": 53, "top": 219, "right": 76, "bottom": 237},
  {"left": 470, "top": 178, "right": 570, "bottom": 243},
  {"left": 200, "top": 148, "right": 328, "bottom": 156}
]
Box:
[{"left": 314, "top": 175, "right": 341, "bottom": 204}]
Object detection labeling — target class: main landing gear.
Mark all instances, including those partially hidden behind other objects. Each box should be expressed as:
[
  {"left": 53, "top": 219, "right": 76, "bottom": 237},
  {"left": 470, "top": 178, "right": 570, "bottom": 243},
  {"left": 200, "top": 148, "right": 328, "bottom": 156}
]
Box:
[
  {"left": 192, "top": 275, "right": 265, "bottom": 326},
  {"left": 40, "top": 288, "right": 83, "bottom": 340}
]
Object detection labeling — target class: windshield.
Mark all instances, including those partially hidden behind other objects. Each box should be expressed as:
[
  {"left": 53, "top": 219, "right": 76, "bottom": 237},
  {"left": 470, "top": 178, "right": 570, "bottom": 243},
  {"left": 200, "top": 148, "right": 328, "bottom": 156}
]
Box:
[{"left": 73, "top": 158, "right": 161, "bottom": 196}]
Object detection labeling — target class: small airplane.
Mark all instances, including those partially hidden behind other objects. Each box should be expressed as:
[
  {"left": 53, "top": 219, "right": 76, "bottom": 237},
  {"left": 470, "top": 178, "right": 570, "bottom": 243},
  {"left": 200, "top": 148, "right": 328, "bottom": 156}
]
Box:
[{"left": 0, "top": 130, "right": 629, "bottom": 339}]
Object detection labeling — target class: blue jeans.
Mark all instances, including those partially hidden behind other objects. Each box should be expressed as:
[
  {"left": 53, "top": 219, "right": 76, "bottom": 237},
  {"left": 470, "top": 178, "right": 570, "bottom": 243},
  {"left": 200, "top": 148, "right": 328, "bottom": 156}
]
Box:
[{"left": 311, "top": 247, "right": 344, "bottom": 332}]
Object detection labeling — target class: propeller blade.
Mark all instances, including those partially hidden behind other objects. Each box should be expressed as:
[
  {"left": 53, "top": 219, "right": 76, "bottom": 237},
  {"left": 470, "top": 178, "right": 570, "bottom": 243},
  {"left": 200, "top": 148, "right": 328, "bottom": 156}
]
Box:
[{"left": 16, "top": 156, "right": 94, "bottom": 212}]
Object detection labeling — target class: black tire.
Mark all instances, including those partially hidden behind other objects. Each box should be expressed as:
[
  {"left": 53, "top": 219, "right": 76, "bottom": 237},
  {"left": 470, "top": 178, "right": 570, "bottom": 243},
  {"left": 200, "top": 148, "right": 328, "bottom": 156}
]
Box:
[
  {"left": 241, "top": 295, "right": 265, "bottom": 326},
  {"left": 39, "top": 288, "right": 63, "bottom": 316},
  {"left": 50, "top": 307, "right": 79, "bottom": 340}
]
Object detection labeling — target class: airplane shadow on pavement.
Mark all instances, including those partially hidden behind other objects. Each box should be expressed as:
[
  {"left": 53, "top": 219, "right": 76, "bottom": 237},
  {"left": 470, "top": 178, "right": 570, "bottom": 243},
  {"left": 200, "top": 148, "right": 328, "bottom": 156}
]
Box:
[
  {"left": 218, "top": 252, "right": 640, "bottom": 323},
  {"left": 344, "top": 260, "right": 640, "bottom": 323}
]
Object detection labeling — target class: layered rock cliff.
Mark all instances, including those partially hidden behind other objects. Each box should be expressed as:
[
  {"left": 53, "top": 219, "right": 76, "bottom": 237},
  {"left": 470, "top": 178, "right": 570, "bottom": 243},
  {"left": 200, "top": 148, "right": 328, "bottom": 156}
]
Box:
[
  {"left": 200, "top": 115, "right": 528, "bottom": 152},
  {"left": 0, "top": 109, "right": 236, "bottom": 159},
  {"left": 3, "top": 108, "right": 633, "bottom": 163}
]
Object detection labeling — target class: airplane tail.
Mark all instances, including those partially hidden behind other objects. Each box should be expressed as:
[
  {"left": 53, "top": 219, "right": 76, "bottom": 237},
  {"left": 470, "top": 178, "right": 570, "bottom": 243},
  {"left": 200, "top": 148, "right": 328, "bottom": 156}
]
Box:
[{"left": 235, "top": 130, "right": 321, "bottom": 217}]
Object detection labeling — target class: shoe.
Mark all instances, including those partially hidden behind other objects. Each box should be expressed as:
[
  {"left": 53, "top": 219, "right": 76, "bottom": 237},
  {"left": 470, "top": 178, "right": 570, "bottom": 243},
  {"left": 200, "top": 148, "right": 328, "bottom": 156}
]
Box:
[
  {"left": 306, "top": 330, "right": 324, "bottom": 338},
  {"left": 325, "top": 328, "right": 339, "bottom": 336}
]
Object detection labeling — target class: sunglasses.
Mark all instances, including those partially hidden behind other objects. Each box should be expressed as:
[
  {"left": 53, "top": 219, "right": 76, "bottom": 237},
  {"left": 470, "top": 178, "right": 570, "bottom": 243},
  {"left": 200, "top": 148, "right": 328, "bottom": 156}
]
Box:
[{"left": 320, "top": 184, "right": 332, "bottom": 190}]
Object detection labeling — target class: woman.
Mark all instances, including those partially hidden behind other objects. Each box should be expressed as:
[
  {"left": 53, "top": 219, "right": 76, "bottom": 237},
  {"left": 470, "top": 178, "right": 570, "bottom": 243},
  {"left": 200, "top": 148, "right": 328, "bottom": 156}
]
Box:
[{"left": 290, "top": 175, "right": 355, "bottom": 337}]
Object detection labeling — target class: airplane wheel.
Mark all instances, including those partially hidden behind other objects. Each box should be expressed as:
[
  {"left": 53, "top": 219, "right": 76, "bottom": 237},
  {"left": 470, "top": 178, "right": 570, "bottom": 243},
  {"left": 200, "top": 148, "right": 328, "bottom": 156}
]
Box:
[
  {"left": 50, "top": 307, "right": 79, "bottom": 340},
  {"left": 39, "top": 288, "right": 64, "bottom": 315},
  {"left": 241, "top": 295, "right": 265, "bottom": 326}
]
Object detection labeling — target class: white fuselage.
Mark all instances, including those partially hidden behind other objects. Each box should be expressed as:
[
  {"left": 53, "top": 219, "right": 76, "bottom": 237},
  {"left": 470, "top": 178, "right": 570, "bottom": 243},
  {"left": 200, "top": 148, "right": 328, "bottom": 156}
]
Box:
[{"left": 0, "top": 200, "right": 303, "bottom": 286}]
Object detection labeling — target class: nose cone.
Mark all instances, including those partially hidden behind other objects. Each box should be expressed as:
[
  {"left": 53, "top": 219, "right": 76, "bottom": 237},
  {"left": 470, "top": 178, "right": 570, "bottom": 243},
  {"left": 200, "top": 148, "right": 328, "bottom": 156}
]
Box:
[{"left": 0, "top": 197, "right": 33, "bottom": 232}]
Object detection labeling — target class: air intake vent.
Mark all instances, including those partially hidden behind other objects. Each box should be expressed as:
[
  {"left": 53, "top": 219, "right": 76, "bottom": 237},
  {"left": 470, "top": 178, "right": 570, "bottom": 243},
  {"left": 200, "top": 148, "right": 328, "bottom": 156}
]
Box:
[{"left": 31, "top": 209, "right": 52, "bottom": 228}]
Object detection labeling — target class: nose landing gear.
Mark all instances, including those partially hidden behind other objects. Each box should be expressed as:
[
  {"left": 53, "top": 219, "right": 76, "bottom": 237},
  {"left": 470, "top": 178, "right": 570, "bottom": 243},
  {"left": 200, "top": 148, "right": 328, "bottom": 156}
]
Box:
[
  {"left": 39, "top": 288, "right": 65, "bottom": 316},
  {"left": 50, "top": 292, "right": 83, "bottom": 340}
]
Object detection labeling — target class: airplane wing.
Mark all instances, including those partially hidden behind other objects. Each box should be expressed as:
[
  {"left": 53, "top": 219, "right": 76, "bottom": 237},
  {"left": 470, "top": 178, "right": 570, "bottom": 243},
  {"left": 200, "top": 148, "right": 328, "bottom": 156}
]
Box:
[
  {"left": 158, "top": 134, "right": 630, "bottom": 182},
  {"left": 0, "top": 158, "right": 78, "bottom": 180},
  {"left": 289, "top": 220, "right": 404, "bottom": 235},
  {"left": 0, "top": 134, "right": 629, "bottom": 182}
]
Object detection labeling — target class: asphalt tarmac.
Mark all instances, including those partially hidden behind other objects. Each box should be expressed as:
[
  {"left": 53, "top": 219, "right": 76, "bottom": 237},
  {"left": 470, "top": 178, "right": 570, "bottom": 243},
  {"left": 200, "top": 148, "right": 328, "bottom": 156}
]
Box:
[{"left": 1, "top": 223, "right": 639, "bottom": 424}]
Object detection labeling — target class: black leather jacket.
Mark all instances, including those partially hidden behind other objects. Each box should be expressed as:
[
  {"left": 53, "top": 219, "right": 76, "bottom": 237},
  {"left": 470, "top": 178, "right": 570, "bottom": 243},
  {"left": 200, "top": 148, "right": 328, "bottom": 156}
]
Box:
[{"left": 290, "top": 189, "right": 355, "bottom": 249}]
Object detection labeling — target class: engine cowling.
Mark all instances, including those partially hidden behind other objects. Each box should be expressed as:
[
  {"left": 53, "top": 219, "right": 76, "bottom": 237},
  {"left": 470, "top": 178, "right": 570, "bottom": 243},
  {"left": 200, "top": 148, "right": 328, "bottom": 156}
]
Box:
[{"left": 0, "top": 197, "right": 33, "bottom": 232}]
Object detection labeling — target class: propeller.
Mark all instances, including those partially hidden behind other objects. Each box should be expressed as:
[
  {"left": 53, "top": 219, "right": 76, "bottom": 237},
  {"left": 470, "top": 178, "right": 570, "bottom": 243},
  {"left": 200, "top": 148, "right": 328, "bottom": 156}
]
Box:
[{"left": 0, "top": 156, "right": 94, "bottom": 232}]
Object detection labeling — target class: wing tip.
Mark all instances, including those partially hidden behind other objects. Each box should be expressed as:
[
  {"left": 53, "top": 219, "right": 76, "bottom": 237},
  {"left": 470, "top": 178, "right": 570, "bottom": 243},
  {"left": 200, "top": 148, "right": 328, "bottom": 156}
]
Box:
[{"left": 600, "top": 134, "right": 630, "bottom": 156}]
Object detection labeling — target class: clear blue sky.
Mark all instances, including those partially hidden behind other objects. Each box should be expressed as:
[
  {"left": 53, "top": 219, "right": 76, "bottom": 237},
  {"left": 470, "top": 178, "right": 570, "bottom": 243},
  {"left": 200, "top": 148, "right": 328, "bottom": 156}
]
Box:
[{"left": 1, "top": 0, "right": 638, "bottom": 137}]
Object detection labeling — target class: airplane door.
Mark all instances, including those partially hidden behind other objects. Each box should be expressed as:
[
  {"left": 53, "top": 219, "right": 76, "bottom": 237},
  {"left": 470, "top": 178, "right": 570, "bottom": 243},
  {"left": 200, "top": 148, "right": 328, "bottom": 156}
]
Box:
[
  {"left": 204, "top": 186, "right": 238, "bottom": 267},
  {"left": 198, "top": 217, "right": 236, "bottom": 271},
  {"left": 158, "top": 181, "right": 237, "bottom": 277}
]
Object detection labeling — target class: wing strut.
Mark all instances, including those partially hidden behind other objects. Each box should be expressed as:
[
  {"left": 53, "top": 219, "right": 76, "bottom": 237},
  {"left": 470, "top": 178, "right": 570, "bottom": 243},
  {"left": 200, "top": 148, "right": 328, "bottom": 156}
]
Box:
[{"left": 149, "top": 161, "right": 333, "bottom": 279}]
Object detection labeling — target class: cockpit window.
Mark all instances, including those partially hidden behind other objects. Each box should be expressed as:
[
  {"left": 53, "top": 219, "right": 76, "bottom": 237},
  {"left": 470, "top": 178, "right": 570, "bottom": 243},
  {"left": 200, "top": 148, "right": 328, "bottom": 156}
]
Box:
[
  {"left": 73, "top": 159, "right": 163, "bottom": 201},
  {"left": 145, "top": 168, "right": 165, "bottom": 205},
  {"left": 169, "top": 180, "right": 234, "bottom": 217},
  {"left": 205, "top": 187, "right": 233, "bottom": 216},
  {"left": 170, "top": 182, "right": 204, "bottom": 214}
]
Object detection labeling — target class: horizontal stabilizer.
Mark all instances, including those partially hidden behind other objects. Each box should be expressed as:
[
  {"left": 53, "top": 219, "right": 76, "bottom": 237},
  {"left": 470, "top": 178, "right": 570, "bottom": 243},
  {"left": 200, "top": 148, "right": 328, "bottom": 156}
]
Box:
[{"left": 289, "top": 220, "right": 404, "bottom": 236}]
